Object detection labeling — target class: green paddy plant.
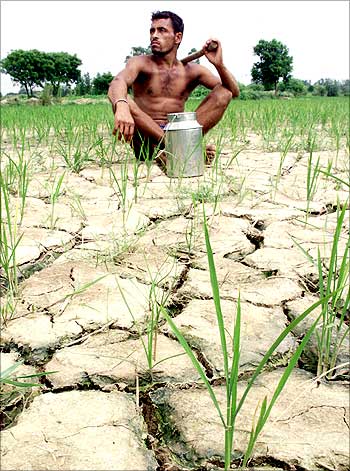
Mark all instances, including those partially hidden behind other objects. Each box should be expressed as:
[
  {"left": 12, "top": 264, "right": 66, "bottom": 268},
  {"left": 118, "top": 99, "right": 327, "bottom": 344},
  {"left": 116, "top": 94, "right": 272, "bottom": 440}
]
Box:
[
  {"left": 162, "top": 207, "right": 332, "bottom": 470},
  {"left": 47, "top": 172, "right": 66, "bottom": 230},
  {"left": 272, "top": 132, "right": 294, "bottom": 199},
  {"left": 55, "top": 131, "right": 94, "bottom": 173},
  {"left": 294, "top": 201, "right": 349, "bottom": 380},
  {"left": 316, "top": 204, "right": 349, "bottom": 379},
  {"left": 143, "top": 267, "right": 180, "bottom": 374},
  {"left": 0, "top": 361, "right": 56, "bottom": 390},
  {"left": 109, "top": 153, "right": 133, "bottom": 228},
  {"left": 116, "top": 270, "right": 182, "bottom": 380},
  {"left": 0, "top": 173, "right": 22, "bottom": 323},
  {"left": 305, "top": 139, "right": 321, "bottom": 221}
]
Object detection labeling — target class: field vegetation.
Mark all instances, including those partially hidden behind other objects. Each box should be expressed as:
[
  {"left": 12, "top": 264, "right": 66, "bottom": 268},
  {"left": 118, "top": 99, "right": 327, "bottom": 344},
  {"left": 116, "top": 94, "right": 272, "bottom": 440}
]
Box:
[{"left": 0, "top": 95, "right": 349, "bottom": 470}]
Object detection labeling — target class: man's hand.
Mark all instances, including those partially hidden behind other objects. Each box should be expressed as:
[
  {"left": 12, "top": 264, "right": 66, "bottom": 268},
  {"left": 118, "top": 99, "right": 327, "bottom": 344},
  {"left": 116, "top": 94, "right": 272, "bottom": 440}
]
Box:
[
  {"left": 203, "top": 38, "right": 223, "bottom": 67},
  {"left": 113, "top": 101, "right": 135, "bottom": 142}
]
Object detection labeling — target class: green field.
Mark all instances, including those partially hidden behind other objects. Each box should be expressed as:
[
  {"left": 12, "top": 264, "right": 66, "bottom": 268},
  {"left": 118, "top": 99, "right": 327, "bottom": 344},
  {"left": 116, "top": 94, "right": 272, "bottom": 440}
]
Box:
[{"left": 0, "top": 96, "right": 349, "bottom": 470}]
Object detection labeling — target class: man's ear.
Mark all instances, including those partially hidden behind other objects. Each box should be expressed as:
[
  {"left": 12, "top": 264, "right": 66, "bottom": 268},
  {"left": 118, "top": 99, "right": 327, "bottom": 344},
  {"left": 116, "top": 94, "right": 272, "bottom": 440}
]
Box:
[{"left": 175, "top": 32, "right": 183, "bottom": 47}]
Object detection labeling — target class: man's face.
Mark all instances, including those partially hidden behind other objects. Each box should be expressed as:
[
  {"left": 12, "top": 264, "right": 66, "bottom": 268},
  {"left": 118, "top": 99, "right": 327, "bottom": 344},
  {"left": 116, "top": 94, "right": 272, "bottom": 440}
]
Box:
[{"left": 150, "top": 18, "right": 182, "bottom": 55}]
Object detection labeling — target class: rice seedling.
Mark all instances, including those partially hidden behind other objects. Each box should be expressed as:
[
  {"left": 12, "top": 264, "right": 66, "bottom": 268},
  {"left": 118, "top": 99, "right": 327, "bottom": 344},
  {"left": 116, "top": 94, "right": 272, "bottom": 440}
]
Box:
[
  {"left": 108, "top": 154, "right": 134, "bottom": 228},
  {"left": 47, "top": 171, "right": 66, "bottom": 230},
  {"left": 116, "top": 265, "right": 181, "bottom": 380},
  {"left": 55, "top": 125, "right": 96, "bottom": 173},
  {"left": 161, "top": 207, "right": 333, "bottom": 470},
  {"left": 272, "top": 131, "right": 294, "bottom": 199},
  {"left": 293, "top": 200, "right": 349, "bottom": 380},
  {"left": 0, "top": 172, "right": 23, "bottom": 323},
  {"left": 305, "top": 138, "right": 321, "bottom": 221},
  {"left": 0, "top": 361, "right": 56, "bottom": 389}
]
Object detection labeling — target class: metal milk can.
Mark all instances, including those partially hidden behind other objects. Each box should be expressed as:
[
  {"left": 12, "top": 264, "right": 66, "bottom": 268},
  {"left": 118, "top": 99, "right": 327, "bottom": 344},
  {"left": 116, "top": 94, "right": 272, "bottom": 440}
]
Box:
[{"left": 164, "top": 112, "right": 204, "bottom": 177}]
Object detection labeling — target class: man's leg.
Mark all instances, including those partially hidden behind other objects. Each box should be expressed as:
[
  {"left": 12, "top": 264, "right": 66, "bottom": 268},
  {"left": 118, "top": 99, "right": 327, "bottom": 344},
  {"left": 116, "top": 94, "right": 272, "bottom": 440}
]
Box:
[
  {"left": 123, "top": 97, "right": 167, "bottom": 167},
  {"left": 195, "top": 84, "right": 232, "bottom": 135},
  {"left": 127, "top": 97, "right": 165, "bottom": 142},
  {"left": 194, "top": 84, "right": 232, "bottom": 164}
]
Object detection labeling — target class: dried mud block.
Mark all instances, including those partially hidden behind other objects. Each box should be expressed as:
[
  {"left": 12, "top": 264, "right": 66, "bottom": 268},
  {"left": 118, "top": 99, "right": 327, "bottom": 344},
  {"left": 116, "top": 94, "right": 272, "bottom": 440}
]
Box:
[
  {"left": 161, "top": 299, "right": 296, "bottom": 376},
  {"left": 176, "top": 258, "right": 263, "bottom": 300},
  {"left": 1, "top": 261, "right": 165, "bottom": 349},
  {"left": 79, "top": 164, "right": 154, "bottom": 187},
  {"left": 271, "top": 191, "right": 327, "bottom": 213},
  {"left": 219, "top": 202, "right": 304, "bottom": 226},
  {"left": 177, "top": 258, "right": 302, "bottom": 305},
  {"left": 243, "top": 247, "right": 314, "bottom": 278},
  {"left": 46, "top": 332, "right": 199, "bottom": 389},
  {"left": 7, "top": 227, "right": 75, "bottom": 266},
  {"left": 114, "top": 245, "right": 187, "bottom": 288},
  {"left": 1, "top": 390, "right": 157, "bottom": 470},
  {"left": 138, "top": 215, "right": 255, "bottom": 259},
  {"left": 64, "top": 173, "right": 115, "bottom": 200},
  {"left": 81, "top": 207, "right": 150, "bottom": 240},
  {"left": 0, "top": 315, "right": 82, "bottom": 350},
  {"left": 233, "top": 150, "right": 298, "bottom": 174},
  {"left": 11, "top": 197, "right": 82, "bottom": 233},
  {"left": 150, "top": 368, "right": 349, "bottom": 471},
  {"left": 263, "top": 219, "right": 336, "bottom": 248},
  {"left": 133, "top": 198, "right": 192, "bottom": 220}
]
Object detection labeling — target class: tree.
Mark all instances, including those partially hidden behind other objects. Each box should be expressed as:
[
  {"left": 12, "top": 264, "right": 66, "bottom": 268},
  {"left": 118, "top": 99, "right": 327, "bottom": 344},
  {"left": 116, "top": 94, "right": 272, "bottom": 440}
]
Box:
[
  {"left": 45, "top": 52, "right": 82, "bottom": 96},
  {"left": 278, "top": 78, "right": 307, "bottom": 96},
  {"left": 0, "top": 49, "right": 47, "bottom": 97},
  {"left": 1, "top": 49, "right": 82, "bottom": 97},
  {"left": 314, "top": 79, "right": 341, "bottom": 97},
  {"left": 251, "top": 39, "right": 293, "bottom": 95},
  {"left": 92, "top": 72, "right": 114, "bottom": 95},
  {"left": 125, "top": 46, "right": 152, "bottom": 63},
  {"left": 75, "top": 73, "right": 92, "bottom": 95}
]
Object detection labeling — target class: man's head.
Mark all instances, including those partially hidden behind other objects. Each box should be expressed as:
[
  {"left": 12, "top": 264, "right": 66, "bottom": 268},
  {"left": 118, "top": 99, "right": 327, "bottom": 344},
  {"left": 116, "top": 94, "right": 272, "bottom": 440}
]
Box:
[{"left": 150, "top": 11, "right": 184, "bottom": 55}]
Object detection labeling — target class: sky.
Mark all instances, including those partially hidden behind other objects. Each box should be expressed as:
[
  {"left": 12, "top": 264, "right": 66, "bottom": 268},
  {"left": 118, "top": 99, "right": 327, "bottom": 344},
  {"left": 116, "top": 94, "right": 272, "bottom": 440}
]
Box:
[{"left": 0, "top": 0, "right": 349, "bottom": 94}]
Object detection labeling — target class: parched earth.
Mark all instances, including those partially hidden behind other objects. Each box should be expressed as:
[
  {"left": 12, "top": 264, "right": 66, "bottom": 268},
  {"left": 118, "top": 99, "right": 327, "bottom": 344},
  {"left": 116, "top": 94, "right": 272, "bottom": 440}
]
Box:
[{"left": 0, "top": 139, "right": 349, "bottom": 471}]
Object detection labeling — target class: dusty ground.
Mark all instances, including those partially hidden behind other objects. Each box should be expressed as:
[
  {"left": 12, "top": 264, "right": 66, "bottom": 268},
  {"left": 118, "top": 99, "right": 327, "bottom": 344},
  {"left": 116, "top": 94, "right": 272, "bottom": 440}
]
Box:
[{"left": 0, "top": 133, "right": 349, "bottom": 470}]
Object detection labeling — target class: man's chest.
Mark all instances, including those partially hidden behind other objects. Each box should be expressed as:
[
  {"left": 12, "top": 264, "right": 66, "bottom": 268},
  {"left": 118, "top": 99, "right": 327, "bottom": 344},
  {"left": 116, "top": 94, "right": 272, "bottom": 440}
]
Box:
[{"left": 134, "top": 67, "right": 192, "bottom": 98}]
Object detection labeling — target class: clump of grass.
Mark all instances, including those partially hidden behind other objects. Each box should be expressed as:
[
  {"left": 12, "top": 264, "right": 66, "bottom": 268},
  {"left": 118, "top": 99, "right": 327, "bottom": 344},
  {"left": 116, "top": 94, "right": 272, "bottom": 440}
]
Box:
[
  {"left": 162, "top": 207, "right": 332, "bottom": 469},
  {"left": 293, "top": 200, "right": 349, "bottom": 379},
  {"left": 0, "top": 172, "right": 23, "bottom": 323}
]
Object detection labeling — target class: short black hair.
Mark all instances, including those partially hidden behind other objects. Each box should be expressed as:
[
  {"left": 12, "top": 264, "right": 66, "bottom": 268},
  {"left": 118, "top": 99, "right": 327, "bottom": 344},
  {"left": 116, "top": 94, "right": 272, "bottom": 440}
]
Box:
[{"left": 151, "top": 11, "right": 184, "bottom": 34}]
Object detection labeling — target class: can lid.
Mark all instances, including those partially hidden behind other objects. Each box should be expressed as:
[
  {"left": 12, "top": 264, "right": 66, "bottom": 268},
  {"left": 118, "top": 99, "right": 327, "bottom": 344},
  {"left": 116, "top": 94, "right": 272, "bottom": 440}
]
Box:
[{"left": 167, "top": 112, "right": 197, "bottom": 122}]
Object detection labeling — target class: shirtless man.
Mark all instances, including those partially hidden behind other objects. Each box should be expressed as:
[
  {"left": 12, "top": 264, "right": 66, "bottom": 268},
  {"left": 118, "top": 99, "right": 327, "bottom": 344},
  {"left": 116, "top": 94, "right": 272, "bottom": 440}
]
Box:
[{"left": 108, "top": 10, "right": 240, "bottom": 165}]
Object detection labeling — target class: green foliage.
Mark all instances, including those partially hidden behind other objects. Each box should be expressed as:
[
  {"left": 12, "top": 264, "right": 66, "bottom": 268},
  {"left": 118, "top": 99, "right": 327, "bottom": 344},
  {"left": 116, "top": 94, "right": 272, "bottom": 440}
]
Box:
[
  {"left": 45, "top": 52, "right": 81, "bottom": 96},
  {"left": 92, "top": 72, "right": 114, "bottom": 95},
  {"left": 0, "top": 49, "right": 47, "bottom": 97},
  {"left": 125, "top": 45, "right": 152, "bottom": 63},
  {"left": 40, "top": 84, "right": 53, "bottom": 105},
  {"left": 314, "top": 78, "right": 341, "bottom": 97},
  {"left": 75, "top": 73, "right": 92, "bottom": 96},
  {"left": 278, "top": 78, "right": 307, "bottom": 96},
  {"left": 1, "top": 49, "right": 82, "bottom": 97},
  {"left": 251, "top": 39, "right": 293, "bottom": 94},
  {"left": 190, "top": 84, "right": 209, "bottom": 98}
]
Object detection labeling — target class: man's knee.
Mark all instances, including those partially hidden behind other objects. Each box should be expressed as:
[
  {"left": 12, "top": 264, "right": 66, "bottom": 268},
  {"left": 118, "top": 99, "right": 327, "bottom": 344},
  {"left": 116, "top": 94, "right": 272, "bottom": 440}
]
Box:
[{"left": 215, "top": 85, "right": 232, "bottom": 108}]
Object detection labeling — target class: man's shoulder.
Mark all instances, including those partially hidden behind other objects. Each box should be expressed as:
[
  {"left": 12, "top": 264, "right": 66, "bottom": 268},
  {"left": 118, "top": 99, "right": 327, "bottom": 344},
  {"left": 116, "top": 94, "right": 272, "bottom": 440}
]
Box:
[
  {"left": 183, "top": 61, "right": 209, "bottom": 77},
  {"left": 127, "top": 54, "right": 153, "bottom": 65}
]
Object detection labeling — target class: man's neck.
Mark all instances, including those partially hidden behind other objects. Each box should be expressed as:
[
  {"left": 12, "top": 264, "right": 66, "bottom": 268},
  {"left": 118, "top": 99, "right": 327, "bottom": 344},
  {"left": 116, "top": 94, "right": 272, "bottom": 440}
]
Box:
[{"left": 152, "top": 49, "right": 178, "bottom": 68}]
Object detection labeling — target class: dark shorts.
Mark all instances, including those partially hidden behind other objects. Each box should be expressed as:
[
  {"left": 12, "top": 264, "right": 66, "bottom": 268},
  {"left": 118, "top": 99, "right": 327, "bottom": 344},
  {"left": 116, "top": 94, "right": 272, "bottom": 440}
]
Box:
[{"left": 132, "top": 128, "right": 165, "bottom": 162}]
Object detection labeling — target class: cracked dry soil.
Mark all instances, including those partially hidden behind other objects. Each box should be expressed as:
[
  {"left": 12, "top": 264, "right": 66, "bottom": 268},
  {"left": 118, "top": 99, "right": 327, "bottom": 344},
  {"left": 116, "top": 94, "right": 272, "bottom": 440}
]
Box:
[{"left": 1, "top": 130, "right": 349, "bottom": 471}]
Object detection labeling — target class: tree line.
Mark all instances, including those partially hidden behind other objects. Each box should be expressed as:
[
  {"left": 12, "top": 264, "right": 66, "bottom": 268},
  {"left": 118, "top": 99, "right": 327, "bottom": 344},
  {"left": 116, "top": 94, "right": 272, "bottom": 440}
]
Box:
[{"left": 1, "top": 40, "right": 349, "bottom": 99}]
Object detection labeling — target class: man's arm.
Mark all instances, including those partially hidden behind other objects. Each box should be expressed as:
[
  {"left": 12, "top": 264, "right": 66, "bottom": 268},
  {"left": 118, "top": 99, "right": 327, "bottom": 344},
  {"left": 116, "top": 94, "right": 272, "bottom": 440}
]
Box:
[
  {"left": 197, "top": 39, "right": 240, "bottom": 98},
  {"left": 108, "top": 57, "right": 142, "bottom": 141}
]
